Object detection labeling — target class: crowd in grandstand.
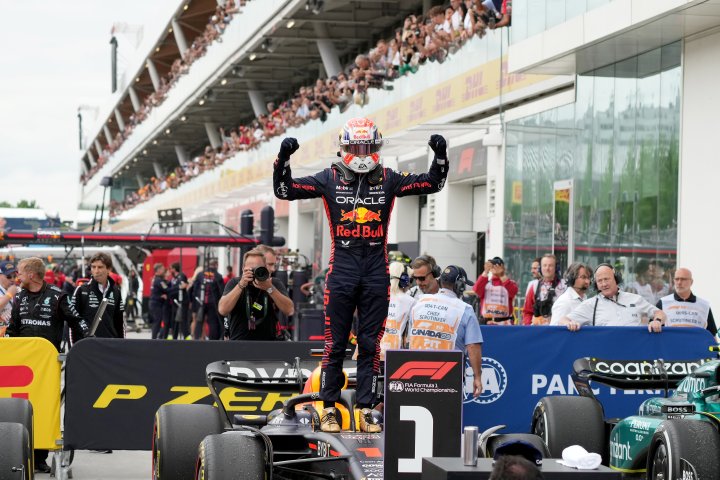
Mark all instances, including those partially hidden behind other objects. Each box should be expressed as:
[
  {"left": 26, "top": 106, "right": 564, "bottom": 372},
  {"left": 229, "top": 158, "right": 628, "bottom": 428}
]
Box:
[
  {"left": 108, "top": 0, "right": 513, "bottom": 217},
  {"left": 82, "top": 0, "right": 245, "bottom": 185}
]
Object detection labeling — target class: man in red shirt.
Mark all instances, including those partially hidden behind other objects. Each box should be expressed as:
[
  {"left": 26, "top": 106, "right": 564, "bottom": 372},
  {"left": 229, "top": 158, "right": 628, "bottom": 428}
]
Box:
[
  {"left": 523, "top": 254, "right": 567, "bottom": 325},
  {"left": 474, "top": 257, "right": 518, "bottom": 324}
]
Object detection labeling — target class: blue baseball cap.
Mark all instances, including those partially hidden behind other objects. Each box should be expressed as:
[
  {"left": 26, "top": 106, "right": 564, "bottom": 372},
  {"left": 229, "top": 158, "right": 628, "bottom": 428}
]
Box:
[
  {"left": 493, "top": 440, "right": 544, "bottom": 466},
  {"left": 0, "top": 261, "right": 17, "bottom": 277}
]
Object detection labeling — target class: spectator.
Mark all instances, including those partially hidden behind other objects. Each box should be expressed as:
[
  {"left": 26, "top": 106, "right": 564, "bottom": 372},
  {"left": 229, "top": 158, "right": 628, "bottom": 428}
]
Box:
[
  {"left": 219, "top": 249, "right": 291, "bottom": 340},
  {"left": 658, "top": 267, "right": 717, "bottom": 336},
  {"left": 550, "top": 262, "right": 591, "bottom": 325},
  {"left": 626, "top": 259, "right": 655, "bottom": 305},
  {"left": 406, "top": 265, "right": 483, "bottom": 397},
  {"left": 408, "top": 255, "right": 441, "bottom": 298},
  {"left": 379, "top": 262, "right": 416, "bottom": 358},
  {"left": 0, "top": 261, "right": 18, "bottom": 337},
  {"left": 72, "top": 253, "right": 125, "bottom": 338},
  {"left": 224, "top": 265, "right": 234, "bottom": 285},
  {"left": 649, "top": 260, "right": 671, "bottom": 301},
  {"left": 523, "top": 254, "right": 567, "bottom": 325},
  {"left": 525, "top": 257, "right": 542, "bottom": 294},
  {"left": 6, "top": 257, "right": 89, "bottom": 474},
  {"left": 474, "top": 257, "right": 518, "bottom": 325},
  {"left": 559, "top": 264, "right": 667, "bottom": 332},
  {"left": 489, "top": 455, "right": 544, "bottom": 480}
]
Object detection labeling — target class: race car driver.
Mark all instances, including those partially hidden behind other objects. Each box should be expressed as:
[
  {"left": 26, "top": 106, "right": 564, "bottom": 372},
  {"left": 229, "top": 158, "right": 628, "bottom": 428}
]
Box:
[{"left": 273, "top": 117, "right": 448, "bottom": 433}]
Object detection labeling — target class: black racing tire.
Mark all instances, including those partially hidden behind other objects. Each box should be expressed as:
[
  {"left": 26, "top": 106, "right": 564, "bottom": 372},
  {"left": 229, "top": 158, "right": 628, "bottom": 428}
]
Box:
[
  {"left": 0, "top": 422, "right": 32, "bottom": 480},
  {"left": 485, "top": 433, "right": 551, "bottom": 458},
  {"left": 0, "top": 398, "right": 34, "bottom": 454},
  {"left": 531, "top": 396, "right": 605, "bottom": 459},
  {"left": 647, "top": 419, "right": 720, "bottom": 480},
  {"left": 152, "top": 405, "right": 224, "bottom": 480},
  {"left": 196, "top": 432, "right": 265, "bottom": 480}
]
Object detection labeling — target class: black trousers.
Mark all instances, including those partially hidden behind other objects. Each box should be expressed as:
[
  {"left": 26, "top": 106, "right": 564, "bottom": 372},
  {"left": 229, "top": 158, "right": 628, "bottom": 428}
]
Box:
[{"left": 321, "top": 249, "right": 388, "bottom": 408}]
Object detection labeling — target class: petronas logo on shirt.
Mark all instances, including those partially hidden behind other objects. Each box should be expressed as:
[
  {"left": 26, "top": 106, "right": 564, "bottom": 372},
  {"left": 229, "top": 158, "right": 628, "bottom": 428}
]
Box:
[{"left": 43, "top": 297, "right": 51, "bottom": 305}]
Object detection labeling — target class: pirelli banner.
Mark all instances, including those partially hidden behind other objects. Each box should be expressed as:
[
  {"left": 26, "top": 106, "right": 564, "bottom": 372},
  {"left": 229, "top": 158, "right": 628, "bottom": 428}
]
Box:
[
  {"left": 65, "top": 339, "right": 322, "bottom": 450},
  {"left": 0, "top": 337, "right": 62, "bottom": 449}
]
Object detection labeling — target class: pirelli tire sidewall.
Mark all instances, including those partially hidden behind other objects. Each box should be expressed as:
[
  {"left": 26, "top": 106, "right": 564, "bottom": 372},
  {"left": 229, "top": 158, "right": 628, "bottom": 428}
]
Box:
[
  {"left": 531, "top": 396, "right": 606, "bottom": 460},
  {"left": 153, "top": 404, "right": 224, "bottom": 480},
  {"left": 196, "top": 432, "right": 265, "bottom": 480},
  {"left": 0, "top": 422, "right": 32, "bottom": 480},
  {"left": 647, "top": 419, "right": 720, "bottom": 480}
]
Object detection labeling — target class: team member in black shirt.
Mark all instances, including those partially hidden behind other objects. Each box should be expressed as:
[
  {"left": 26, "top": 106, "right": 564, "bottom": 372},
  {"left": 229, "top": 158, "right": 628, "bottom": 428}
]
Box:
[
  {"left": 219, "top": 249, "right": 294, "bottom": 340},
  {"left": 72, "top": 252, "right": 125, "bottom": 338}
]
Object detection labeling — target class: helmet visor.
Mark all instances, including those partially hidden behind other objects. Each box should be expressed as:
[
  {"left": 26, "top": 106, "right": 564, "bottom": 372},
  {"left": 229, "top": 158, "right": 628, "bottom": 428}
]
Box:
[{"left": 343, "top": 141, "right": 382, "bottom": 156}]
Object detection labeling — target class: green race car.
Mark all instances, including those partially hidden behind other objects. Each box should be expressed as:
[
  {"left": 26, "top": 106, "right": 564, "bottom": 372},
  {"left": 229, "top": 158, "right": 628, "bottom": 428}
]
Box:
[{"left": 531, "top": 353, "right": 720, "bottom": 479}]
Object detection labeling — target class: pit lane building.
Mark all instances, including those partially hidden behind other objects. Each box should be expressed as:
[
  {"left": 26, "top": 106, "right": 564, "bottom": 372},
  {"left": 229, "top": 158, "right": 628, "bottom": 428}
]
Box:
[{"left": 77, "top": 0, "right": 720, "bottom": 311}]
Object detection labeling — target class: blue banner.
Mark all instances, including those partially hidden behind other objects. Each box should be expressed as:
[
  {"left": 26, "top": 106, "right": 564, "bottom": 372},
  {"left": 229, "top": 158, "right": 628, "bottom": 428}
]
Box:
[{"left": 462, "top": 326, "right": 716, "bottom": 433}]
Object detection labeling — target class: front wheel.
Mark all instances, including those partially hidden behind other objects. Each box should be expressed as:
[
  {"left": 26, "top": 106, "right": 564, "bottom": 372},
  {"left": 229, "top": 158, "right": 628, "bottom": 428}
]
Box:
[
  {"left": 647, "top": 420, "right": 720, "bottom": 480},
  {"left": 0, "top": 422, "right": 32, "bottom": 480},
  {"left": 152, "top": 405, "right": 224, "bottom": 480},
  {"left": 196, "top": 432, "right": 266, "bottom": 480},
  {"left": 531, "top": 396, "right": 605, "bottom": 459}
]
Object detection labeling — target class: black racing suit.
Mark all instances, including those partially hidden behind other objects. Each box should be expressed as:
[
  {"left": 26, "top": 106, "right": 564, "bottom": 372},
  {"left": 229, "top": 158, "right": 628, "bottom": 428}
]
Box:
[
  {"left": 7, "top": 282, "right": 89, "bottom": 351},
  {"left": 149, "top": 275, "right": 168, "bottom": 339},
  {"left": 72, "top": 277, "right": 125, "bottom": 338},
  {"left": 168, "top": 272, "right": 190, "bottom": 339},
  {"left": 273, "top": 156, "right": 448, "bottom": 407}
]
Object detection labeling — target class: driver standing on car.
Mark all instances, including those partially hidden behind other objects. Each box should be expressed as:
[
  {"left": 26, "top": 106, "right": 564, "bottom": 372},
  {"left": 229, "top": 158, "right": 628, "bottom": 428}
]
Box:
[
  {"left": 218, "top": 249, "right": 294, "bottom": 341},
  {"left": 559, "top": 264, "right": 667, "bottom": 332},
  {"left": 273, "top": 117, "right": 448, "bottom": 433}
]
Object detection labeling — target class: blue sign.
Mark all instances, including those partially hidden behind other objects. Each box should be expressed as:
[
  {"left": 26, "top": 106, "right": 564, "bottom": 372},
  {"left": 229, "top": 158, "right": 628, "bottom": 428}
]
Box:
[{"left": 462, "top": 326, "right": 716, "bottom": 433}]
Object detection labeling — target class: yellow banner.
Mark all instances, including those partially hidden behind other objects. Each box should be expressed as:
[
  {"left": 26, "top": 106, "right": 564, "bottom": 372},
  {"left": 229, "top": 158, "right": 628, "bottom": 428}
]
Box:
[
  {"left": 512, "top": 181, "right": 523, "bottom": 205},
  {"left": 555, "top": 188, "right": 570, "bottom": 203},
  {"left": 0, "top": 337, "right": 62, "bottom": 449}
]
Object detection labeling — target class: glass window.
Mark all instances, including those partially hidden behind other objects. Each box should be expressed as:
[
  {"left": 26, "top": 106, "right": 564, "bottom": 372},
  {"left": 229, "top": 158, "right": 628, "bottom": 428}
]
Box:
[
  {"left": 512, "top": 0, "right": 615, "bottom": 44},
  {"left": 504, "top": 43, "right": 681, "bottom": 290}
]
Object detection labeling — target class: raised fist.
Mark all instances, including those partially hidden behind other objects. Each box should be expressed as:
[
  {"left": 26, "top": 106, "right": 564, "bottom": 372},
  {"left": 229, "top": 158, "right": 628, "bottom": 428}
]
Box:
[
  {"left": 428, "top": 134, "right": 447, "bottom": 159},
  {"left": 278, "top": 137, "right": 300, "bottom": 160}
]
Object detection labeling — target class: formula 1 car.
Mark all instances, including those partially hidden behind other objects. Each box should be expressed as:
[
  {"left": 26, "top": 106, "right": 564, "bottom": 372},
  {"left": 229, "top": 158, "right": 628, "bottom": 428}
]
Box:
[
  {"left": 152, "top": 357, "right": 387, "bottom": 480},
  {"left": 531, "top": 352, "right": 720, "bottom": 479}
]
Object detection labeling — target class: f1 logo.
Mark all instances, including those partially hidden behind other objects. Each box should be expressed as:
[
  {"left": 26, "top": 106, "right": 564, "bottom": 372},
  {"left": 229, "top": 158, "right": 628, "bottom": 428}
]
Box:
[
  {"left": 389, "top": 361, "right": 457, "bottom": 380},
  {"left": 0, "top": 365, "right": 34, "bottom": 399}
]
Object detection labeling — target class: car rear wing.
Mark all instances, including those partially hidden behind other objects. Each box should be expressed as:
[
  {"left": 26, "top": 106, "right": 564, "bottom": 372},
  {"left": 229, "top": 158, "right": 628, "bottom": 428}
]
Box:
[{"left": 572, "top": 357, "right": 713, "bottom": 393}]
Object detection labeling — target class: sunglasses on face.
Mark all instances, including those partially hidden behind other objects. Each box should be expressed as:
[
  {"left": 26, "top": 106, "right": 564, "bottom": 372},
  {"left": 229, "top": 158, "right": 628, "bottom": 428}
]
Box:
[{"left": 412, "top": 275, "right": 429, "bottom": 282}]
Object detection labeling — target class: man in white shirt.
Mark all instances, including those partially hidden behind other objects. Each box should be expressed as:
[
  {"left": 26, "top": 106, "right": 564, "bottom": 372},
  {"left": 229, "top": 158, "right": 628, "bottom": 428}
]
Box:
[
  {"left": 657, "top": 267, "right": 717, "bottom": 336},
  {"left": 550, "top": 262, "right": 591, "bottom": 325},
  {"left": 560, "top": 264, "right": 666, "bottom": 332}
]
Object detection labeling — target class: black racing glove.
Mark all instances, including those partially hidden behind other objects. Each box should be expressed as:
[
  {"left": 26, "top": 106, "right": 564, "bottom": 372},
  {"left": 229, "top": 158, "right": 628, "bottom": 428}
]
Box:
[
  {"left": 278, "top": 137, "right": 300, "bottom": 161},
  {"left": 428, "top": 134, "right": 447, "bottom": 160}
]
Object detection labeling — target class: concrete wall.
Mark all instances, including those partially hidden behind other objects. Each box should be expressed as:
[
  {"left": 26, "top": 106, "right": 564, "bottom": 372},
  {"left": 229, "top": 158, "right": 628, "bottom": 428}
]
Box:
[{"left": 679, "top": 31, "right": 720, "bottom": 311}]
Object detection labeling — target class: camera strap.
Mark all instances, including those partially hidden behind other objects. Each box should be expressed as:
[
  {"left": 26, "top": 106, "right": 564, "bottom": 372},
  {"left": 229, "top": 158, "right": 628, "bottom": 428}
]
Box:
[{"left": 244, "top": 288, "right": 269, "bottom": 330}]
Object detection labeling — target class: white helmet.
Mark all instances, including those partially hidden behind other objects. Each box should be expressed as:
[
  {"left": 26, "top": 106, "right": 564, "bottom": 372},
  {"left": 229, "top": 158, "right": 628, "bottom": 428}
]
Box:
[{"left": 338, "top": 117, "right": 383, "bottom": 173}]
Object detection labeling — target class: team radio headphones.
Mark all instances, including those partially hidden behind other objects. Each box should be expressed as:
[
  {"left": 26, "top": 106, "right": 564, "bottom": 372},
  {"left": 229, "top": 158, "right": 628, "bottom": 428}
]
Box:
[
  {"left": 390, "top": 263, "right": 411, "bottom": 289},
  {"left": 415, "top": 255, "right": 441, "bottom": 279},
  {"left": 591, "top": 263, "right": 622, "bottom": 291}
]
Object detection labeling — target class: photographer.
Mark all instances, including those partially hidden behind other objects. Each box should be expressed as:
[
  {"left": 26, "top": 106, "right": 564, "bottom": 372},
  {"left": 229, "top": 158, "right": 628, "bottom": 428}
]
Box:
[{"left": 218, "top": 248, "right": 293, "bottom": 341}]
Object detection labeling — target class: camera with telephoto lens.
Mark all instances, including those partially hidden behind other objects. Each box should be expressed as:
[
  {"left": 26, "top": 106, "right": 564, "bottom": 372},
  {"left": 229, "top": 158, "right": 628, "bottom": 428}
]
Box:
[{"left": 253, "top": 266, "right": 270, "bottom": 282}]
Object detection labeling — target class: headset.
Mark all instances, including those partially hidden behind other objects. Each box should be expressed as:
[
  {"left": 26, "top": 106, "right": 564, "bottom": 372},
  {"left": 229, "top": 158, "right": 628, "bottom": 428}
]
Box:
[
  {"left": 415, "top": 254, "right": 441, "bottom": 279},
  {"left": 591, "top": 263, "right": 622, "bottom": 291},
  {"left": 451, "top": 267, "right": 469, "bottom": 298},
  {"left": 565, "top": 262, "right": 589, "bottom": 288},
  {"left": 390, "top": 263, "right": 411, "bottom": 289}
]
